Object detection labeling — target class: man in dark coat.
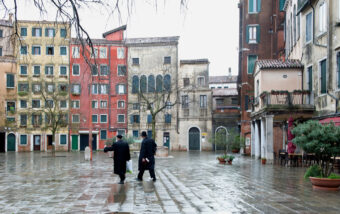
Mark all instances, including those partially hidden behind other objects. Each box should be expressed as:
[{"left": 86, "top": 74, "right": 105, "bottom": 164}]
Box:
[
  {"left": 137, "top": 131, "right": 157, "bottom": 182},
  {"left": 104, "top": 135, "right": 130, "bottom": 184}
]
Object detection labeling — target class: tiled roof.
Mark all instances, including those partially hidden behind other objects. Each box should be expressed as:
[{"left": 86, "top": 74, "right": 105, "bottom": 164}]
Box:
[
  {"left": 212, "top": 88, "right": 238, "bottom": 96},
  {"left": 256, "top": 59, "right": 303, "bottom": 69},
  {"left": 125, "top": 36, "right": 179, "bottom": 45},
  {"left": 209, "top": 75, "right": 238, "bottom": 84},
  {"left": 71, "top": 38, "right": 123, "bottom": 45},
  {"left": 180, "top": 59, "right": 209, "bottom": 65},
  {"left": 102, "top": 25, "right": 126, "bottom": 38}
]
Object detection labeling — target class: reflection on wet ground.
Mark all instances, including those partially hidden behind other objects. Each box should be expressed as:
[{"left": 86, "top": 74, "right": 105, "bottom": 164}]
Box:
[{"left": 0, "top": 151, "right": 339, "bottom": 213}]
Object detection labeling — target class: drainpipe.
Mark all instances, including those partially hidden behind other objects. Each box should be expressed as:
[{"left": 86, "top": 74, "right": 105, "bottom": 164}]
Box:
[{"left": 108, "top": 45, "right": 112, "bottom": 131}]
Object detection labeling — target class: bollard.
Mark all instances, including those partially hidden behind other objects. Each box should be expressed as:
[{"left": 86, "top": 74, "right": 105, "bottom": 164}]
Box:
[{"left": 84, "top": 146, "right": 91, "bottom": 161}]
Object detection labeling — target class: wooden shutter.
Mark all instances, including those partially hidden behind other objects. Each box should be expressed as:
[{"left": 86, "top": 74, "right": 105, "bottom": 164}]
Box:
[
  {"left": 249, "top": 0, "right": 253, "bottom": 12},
  {"left": 320, "top": 60, "right": 327, "bottom": 94},
  {"left": 245, "top": 95, "right": 249, "bottom": 111},
  {"left": 147, "top": 115, "right": 152, "bottom": 124},
  {"left": 338, "top": 53, "right": 340, "bottom": 88},
  {"left": 256, "top": 26, "right": 260, "bottom": 43},
  {"left": 308, "top": 67, "right": 313, "bottom": 91},
  {"left": 246, "top": 26, "right": 250, "bottom": 43},
  {"left": 257, "top": 0, "right": 261, "bottom": 12}
]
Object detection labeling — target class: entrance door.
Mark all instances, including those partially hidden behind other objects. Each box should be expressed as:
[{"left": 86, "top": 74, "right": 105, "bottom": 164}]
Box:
[
  {"left": 189, "top": 127, "right": 200, "bottom": 150},
  {"left": 33, "top": 135, "right": 41, "bottom": 151},
  {"left": 163, "top": 132, "right": 170, "bottom": 148},
  {"left": 47, "top": 135, "right": 53, "bottom": 150},
  {"left": 215, "top": 128, "right": 227, "bottom": 151},
  {"left": 7, "top": 133, "right": 15, "bottom": 151},
  {"left": 0, "top": 132, "right": 5, "bottom": 152},
  {"left": 80, "top": 134, "right": 96, "bottom": 151},
  {"left": 72, "top": 135, "right": 78, "bottom": 150},
  {"left": 92, "top": 134, "right": 97, "bottom": 151}
]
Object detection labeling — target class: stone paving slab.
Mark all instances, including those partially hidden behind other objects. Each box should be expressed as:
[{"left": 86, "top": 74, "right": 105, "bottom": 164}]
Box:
[{"left": 0, "top": 151, "right": 340, "bottom": 213}]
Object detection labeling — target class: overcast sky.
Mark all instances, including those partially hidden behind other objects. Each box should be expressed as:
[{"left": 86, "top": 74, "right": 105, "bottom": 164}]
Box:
[{"left": 2, "top": 0, "right": 239, "bottom": 76}]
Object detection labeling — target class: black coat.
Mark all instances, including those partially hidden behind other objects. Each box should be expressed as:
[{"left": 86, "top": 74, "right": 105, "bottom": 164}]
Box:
[
  {"left": 104, "top": 140, "right": 130, "bottom": 175},
  {"left": 138, "top": 137, "right": 157, "bottom": 171}
]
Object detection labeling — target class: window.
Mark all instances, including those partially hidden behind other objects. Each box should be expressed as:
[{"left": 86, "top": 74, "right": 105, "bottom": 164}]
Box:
[
  {"left": 20, "top": 65, "right": 27, "bottom": 75},
  {"left": 164, "top": 56, "right": 171, "bottom": 64},
  {"left": 72, "top": 84, "right": 81, "bottom": 94},
  {"left": 118, "top": 48, "right": 125, "bottom": 59},
  {"left": 99, "top": 84, "right": 108, "bottom": 94},
  {"left": 18, "top": 83, "right": 29, "bottom": 92},
  {"left": 140, "top": 75, "right": 147, "bottom": 93},
  {"left": 200, "top": 95, "right": 207, "bottom": 108},
  {"left": 72, "top": 64, "right": 80, "bottom": 76},
  {"left": 216, "top": 98, "right": 224, "bottom": 106},
  {"left": 197, "top": 77, "right": 205, "bottom": 86},
  {"left": 100, "top": 101, "right": 107, "bottom": 108},
  {"left": 60, "top": 135, "right": 67, "bottom": 145},
  {"left": 6, "top": 101, "right": 15, "bottom": 112},
  {"left": 20, "top": 27, "right": 27, "bottom": 36},
  {"left": 297, "top": 11, "right": 300, "bottom": 39},
  {"left": 59, "top": 66, "right": 67, "bottom": 76},
  {"left": 118, "top": 114, "right": 125, "bottom": 123},
  {"left": 165, "top": 114, "right": 171, "bottom": 123},
  {"left": 130, "top": 115, "right": 140, "bottom": 123},
  {"left": 337, "top": 53, "right": 340, "bottom": 89},
  {"left": 0, "top": 47, "right": 2, "bottom": 56},
  {"left": 118, "top": 65, "right": 126, "bottom": 76},
  {"left": 182, "top": 95, "right": 189, "bottom": 108},
  {"left": 166, "top": 101, "right": 172, "bottom": 109},
  {"left": 156, "top": 75, "right": 163, "bottom": 92},
  {"left": 117, "top": 84, "right": 126, "bottom": 94},
  {"left": 90, "top": 47, "right": 98, "bottom": 58},
  {"left": 92, "top": 84, "right": 98, "bottom": 94},
  {"left": 20, "top": 135, "right": 27, "bottom": 145},
  {"left": 133, "top": 130, "right": 139, "bottom": 138},
  {"left": 20, "top": 114, "right": 27, "bottom": 126},
  {"left": 0, "top": 30, "right": 2, "bottom": 37},
  {"left": 92, "top": 100, "right": 98, "bottom": 109},
  {"left": 32, "top": 83, "right": 41, "bottom": 93},
  {"left": 71, "top": 100, "right": 80, "bottom": 109},
  {"left": 133, "top": 103, "right": 140, "bottom": 110},
  {"left": 319, "top": 2, "right": 327, "bottom": 33},
  {"left": 32, "top": 100, "right": 40, "bottom": 108},
  {"left": 45, "top": 28, "right": 55, "bottom": 37},
  {"left": 320, "top": 59, "right": 327, "bottom": 94},
  {"left": 293, "top": 6, "right": 296, "bottom": 44},
  {"left": 231, "top": 98, "right": 238, "bottom": 105},
  {"left": 100, "top": 114, "right": 108, "bottom": 123},
  {"left": 256, "top": 80, "right": 259, "bottom": 97},
  {"left": 307, "top": 66, "right": 313, "bottom": 91},
  {"left": 183, "top": 78, "right": 190, "bottom": 87},
  {"left": 147, "top": 114, "right": 152, "bottom": 124},
  {"left": 100, "top": 65, "right": 108, "bottom": 76},
  {"left": 279, "top": 0, "right": 286, "bottom": 11},
  {"left": 32, "top": 27, "right": 42, "bottom": 37},
  {"left": 247, "top": 25, "right": 260, "bottom": 44},
  {"left": 60, "top": 100, "right": 67, "bottom": 109},
  {"left": 248, "top": 0, "right": 261, "bottom": 13},
  {"left": 20, "top": 46, "right": 27, "bottom": 55},
  {"left": 60, "top": 28, "right": 67, "bottom": 38},
  {"left": 20, "top": 100, "right": 27, "bottom": 108},
  {"left": 32, "top": 114, "right": 42, "bottom": 126},
  {"left": 32, "top": 46, "right": 41, "bottom": 55},
  {"left": 117, "top": 129, "right": 125, "bottom": 136},
  {"left": 118, "top": 100, "right": 125, "bottom": 109},
  {"left": 72, "top": 46, "right": 80, "bottom": 58},
  {"left": 164, "top": 74, "right": 171, "bottom": 91},
  {"left": 60, "top": 46, "right": 67, "bottom": 55},
  {"left": 91, "top": 65, "right": 98, "bottom": 76},
  {"left": 148, "top": 75, "right": 155, "bottom": 92},
  {"left": 132, "top": 58, "right": 139, "bottom": 65},
  {"left": 72, "top": 114, "right": 80, "bottom": 123},
  {"left": 247, "top": 55, "right": 257, "bottom": 74},
  {"left": 46, "top": 46, "right": 54, "bottom": 55},
  {"left": 46, "top": 83, "right": 55, "bottom": 93},
  {"left": 6, "top": 74, "right": 14, "bottom": 88},
  {"left": 245, "top": 95, "right": 249, "bottom": 111},
  {"left": 132, "top": 76, "right": 139, "bottom": 93},
  {"left": 45, "top": 100, "right": 54, "bottom": 108},
  {"left": 306, "top": 12, "right": 313, "bottom": 43},
  {"left": 45, "top": 65, "right": 54, "bottom": 76},
  {"left": 33, "top": 65, "right": 40, "bottom": 76},
  {"left": 100, "top": 130, "right": 107, "bottom": 140},
  {"left": 100, "top": 47, "right": 107, "bottom": 58},
  {"left": 92, "top": 114, "right": 98, "bottom": 123}
]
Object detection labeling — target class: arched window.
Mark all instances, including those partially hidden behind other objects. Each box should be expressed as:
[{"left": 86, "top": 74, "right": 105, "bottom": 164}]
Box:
[
  {"left": 148, "top": 75, "right": 155, "bottom": 93},
  {"left": 163, "top": 74, "right": 171, "bottom": 91},
  {"left": 293, "top": 5, "right": 296, "bottom": 44},
  {"left": 140, "top": 75, "right": 147, "bottom": 93},
  {"left": 132, "top": 76, "right": 139, "bottom": 93},
  {"left": 156, "top": 75, "right": 163, "bottom": 92}
]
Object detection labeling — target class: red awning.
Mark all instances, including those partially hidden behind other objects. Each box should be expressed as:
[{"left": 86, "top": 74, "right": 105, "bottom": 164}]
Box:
[{"left": 319, "top": 117, "right": 340, "bottom": 126}]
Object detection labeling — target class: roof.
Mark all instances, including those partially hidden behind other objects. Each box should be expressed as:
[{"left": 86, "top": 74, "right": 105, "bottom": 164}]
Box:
[
  {"left": 256, "top": 59, "right": 303, "bottom": 70},
  {"left": 180, "top": 59, "right": 209, "bottom": 65},
  {"left": 212, "top": 88, "right": 238, "bottom": 96},
  {"left": 209, "top": 75, "right": 238, "bottom": 84},
  {"left": 102, "top": 25, "right": 127, "bottom": 38},
  {"left": 0, "top": 19, "right": 12, "bottom": 27},
  {"left": 125, "top": 36, "right": 179, "bottom": 46},
  {"left": 17, "top": 20, "right": 70, "bottom": 25},
  {"left": 71, "top": 38, "right": 124, "bottom": 45}
]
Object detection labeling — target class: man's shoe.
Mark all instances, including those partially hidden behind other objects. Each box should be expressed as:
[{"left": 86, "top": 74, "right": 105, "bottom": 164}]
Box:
[
  {"left": 152, "top": 178, "right": 156, "bottom": 182},
  {"left": 136, "top": 178, "right": 142, "bottom": 181},
  {"left": 118, "top": 181, "right": 124, "bottom": 184}
]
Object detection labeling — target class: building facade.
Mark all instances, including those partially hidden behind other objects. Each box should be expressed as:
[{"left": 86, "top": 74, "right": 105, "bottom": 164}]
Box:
[
  {"left": 69, "top": 26, "right": 128, "bottom": 151},
  {"left": 238, "top": 0, "right": 286, "bottom": 154},
  {"left": 126, "top": 37, "right": 179, "bottom": 149},
  {"left": 178, "top": 59, "right": 212, "bottom": 151}
]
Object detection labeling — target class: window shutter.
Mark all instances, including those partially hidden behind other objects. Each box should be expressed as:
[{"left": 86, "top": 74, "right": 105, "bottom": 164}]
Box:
[
  {"left": 256, "top": 26, "right": 260, "bottom": 43},
  {"left": 32, "top": 28, "right": 35, "bottom": 36},
  {"left": 130, "top": 115, "right": 133, "bottom": 124},
  {"left": 257, "top": 0, "right": 261, "bottom": 12},
  {"left": 337, "top": 54, "right": 340, "bottom": 88},
  {"left": 31, "top": 115, "right": 34, "bottom": 125},
  {"left": 116, "top": 84, "right": 118, "bottom": 94},
  {"left": 308, "top": 67, "right": 313, "bottom": 91},
  {"left": 249, "top": 0, "right": 254, "bottom": 12},
  {"left": 137, "top": 115, "right": 140, "bottom": 123},
  {"left": 147, "top": 115, "right": 152, "bottom": 124},
  {"left": 32, "top": 47, "right": 34, "bottom": 54},
  {"left": 39, "top": 28, "right": 42, "bottom": 37},
  {"left": 45, "top": 28, "right": 48, "bottom": 37},
  {"left": 246, "top": 26, "right": 250, "bottom": 43},
  {"left": 321, "top": 60, "right": 327, "bottom": 94},
  {"left": 245, "top": 95, "right": 249, "bottom": 110},
  {"left": 53, "top": 29, "right": 55, "bottom": 37}
]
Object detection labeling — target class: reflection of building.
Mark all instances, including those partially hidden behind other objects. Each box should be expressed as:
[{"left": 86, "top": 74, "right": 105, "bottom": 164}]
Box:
[
  {"left": 126, "top": 37, "right": 179, "bottom": 148},
  {"left": 209, "top": 69, "right": 237, "bottom": 89},
  {"left": 250, "top": 59, "right": 315, "bottom": 162},
  {"left": 211, "top": 88, "right": 240, "bottom": 151},
  {"left": 69, "top": 26, "right": 128, "bottom": 151},
  {"left": 0, "top": 15, "right": 16, "bottom": 152},
  {"left": 15, "top": 20, "right": 71, "bottom": 152},
  {"left": 178, "top": 59, "right": 212, "bottom": 151}
]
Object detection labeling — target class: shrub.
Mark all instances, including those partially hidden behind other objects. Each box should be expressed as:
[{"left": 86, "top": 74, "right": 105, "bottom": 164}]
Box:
[{"left": 304, "top": 165, "right": 322, "bottom": 179}]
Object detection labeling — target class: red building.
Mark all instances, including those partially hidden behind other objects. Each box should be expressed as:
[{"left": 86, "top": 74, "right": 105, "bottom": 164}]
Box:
[{"left": 69, "top": 26, "right": 128, "bottom": 151}]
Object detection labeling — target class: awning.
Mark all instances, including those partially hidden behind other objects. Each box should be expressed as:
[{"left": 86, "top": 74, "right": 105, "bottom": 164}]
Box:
[{"left": 319, "top": 117, "right": 340, "bottom": 126}]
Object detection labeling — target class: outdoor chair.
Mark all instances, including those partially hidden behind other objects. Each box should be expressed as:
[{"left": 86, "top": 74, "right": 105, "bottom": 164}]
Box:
[{"left": 279, "top": 149, "right": 288, "bottom": 166}]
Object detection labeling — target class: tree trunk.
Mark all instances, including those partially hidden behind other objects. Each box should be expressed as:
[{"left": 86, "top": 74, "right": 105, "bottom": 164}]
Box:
[
  {"left": 52, "top": 133, "right": 55, "bottom": 157},
  {"left": 152, "top": 116, "right": 156, "bottom": 140}
]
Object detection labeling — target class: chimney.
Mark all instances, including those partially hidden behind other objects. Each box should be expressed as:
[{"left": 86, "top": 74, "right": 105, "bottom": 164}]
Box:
[
  {"left": 9, "top": 13, "right": 13, "bottom": 23},
  {"left": 228, "top": 67, "right": 232, "bottom": 76}
]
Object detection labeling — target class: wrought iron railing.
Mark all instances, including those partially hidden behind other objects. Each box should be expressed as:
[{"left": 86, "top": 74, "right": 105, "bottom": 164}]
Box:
[{"left": 260, "top": 91, "right": 314, "bottom": 108}]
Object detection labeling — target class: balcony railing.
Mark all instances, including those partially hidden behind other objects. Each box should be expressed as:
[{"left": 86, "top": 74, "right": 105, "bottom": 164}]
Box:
[{"left": 260, "top": 91, "right": 314, "bottom": 108}]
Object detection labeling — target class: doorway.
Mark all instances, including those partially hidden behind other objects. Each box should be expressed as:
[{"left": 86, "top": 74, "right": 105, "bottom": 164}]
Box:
[
  {"left": 80, "top": 134, "right": 97, "bottom": 151},
  {"left": 33, "top": 135, "right": 41, "bottom": 151},
  {"left": 163, "top": 132, "right": 170, "bottom": 148},
  {"left": 7, "top": 133, "right": 16, "bottom": 151},
  {"left": 71, "top": 135, "right": 79, "bottom": 150},
  {"left": 0, "top": 132, "right": 5, "bottom": 152},
  {"left": 189, "top": 127, "right": 200, "bottom": 151},
  {"left": 47, "top": 135, "right": 53, "bottom": 150}
]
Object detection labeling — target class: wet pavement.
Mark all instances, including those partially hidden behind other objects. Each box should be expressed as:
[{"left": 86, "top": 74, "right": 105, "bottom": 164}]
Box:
[{"left": 0, "top": 151, "right": 339, "bottom": 214}]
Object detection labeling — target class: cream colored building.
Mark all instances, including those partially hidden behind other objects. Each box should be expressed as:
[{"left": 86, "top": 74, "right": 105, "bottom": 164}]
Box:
[
  {"left": 126, "top": 37, "right": 179, "bottom": 149},
  {"left": 15, "top": 20, "right": 71, "bottom": 152},
  {"left": 178, "top": 59, "right": 212, "bottom": 151}
]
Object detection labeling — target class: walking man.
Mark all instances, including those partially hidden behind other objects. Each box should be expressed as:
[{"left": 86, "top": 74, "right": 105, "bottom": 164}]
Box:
[
  {"left": 104, "top": 134, "right": 130, "bottom": 184},
  {"left": 137, "top": 131, "right": 157, "bottom": 182}
]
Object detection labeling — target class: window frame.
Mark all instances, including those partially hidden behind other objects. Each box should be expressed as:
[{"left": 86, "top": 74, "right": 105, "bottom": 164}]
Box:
[
  {"left": 60, "top": 46, "right": 67, "bottom": 56},
  {"left": 20, "top": 100, "right": 27, "bottom": 109},
  {"left": 100, "top": 114, "right": 108, "bottom": 123},
  {"left": 45, "top": 65, "right": 54, "bottom": 76},
  {"left": 100, "top": 64, "right": 108, "bottom": 76},
  {"left": 247, "top": 55, "right": 258, "bottom": 74},
  {"left": 72, "top": 114, "right": 80, "bottom": 123},
  {"left": 72, "top": 46, "right": 80, "bottom": 58},
  {"left": 117, "top": 114, "right": 125, "bottom": 123},
  {"left": 59, "top": 134, "right": 68, "bottom": 145},
  {"left": 100, "top": 100, "right": 108, "bottom": 109},
  {"left": 20, "top": 134, "right": 28, "bottom": 144},
  {"left": 200, "top": 95, "right": 207, "bottom": 108},
  {"left": 46, "top": 45, "right": 54, "bottom": 56},
  {"left": 32, "top": 45, "right": 41, "bottom": 55},
  {"left": 20, "top": 45, "right": 28, "bottom": 55},
  {"left": 132, "top": 57, "right": 139, "bottom": 65},
  {"left": 72, "top": 64, "right": 80, "bottom": 76},
  {"left": 197, "top": 76, "right": 205, "bottom": 87},
  {"left": 59, "top": 100, "right": 68, "bottom": 109},
  {"left": 59, "top": 65, "right": 68, "bottom": 76},
  {"left": 100, "top": 47, "right": 107, "bottom": 59},
  {"left": 72, "top": 84, "right": 81, "bottom": 95},
  {"left": 92, "top": 114, "right": 98, "bottom": 123},
  {"left": 164, "top": 56, "right": 171, "bottom": 64},
  {"left": 117, "top": 100, "right": 125, "bottom": 109},
  {"left": 6, "top": 73, "right": 15, "bottom": 88},
  {"left": 92, "top": 100, "right": 98, "bottom": 109},
  {"left": 71, "top": 100, "right": 80, "bottom": 109},
  {"left": 100, "top": 130, "right": 107, "bottom": 140},
  {"left": 117, "top": 65, "right": 127, "bottom": 76},
  {"left": 20, "top": 27, "right": 27, "bottom": 37},
  {"left": 306, "top": 11, "right": 313, "bottom": 44},
  {"left": 117, "top": 47, "right": 125, "bottom": 59},
  {"left": 33, "top": 65, "right": 41, "bottom": 76},
  {"left": 32, "top": 99, "right": 41, "bottom": 108},
  {"left": 20, "top": 65, "right": 28, "bottom": 76}
]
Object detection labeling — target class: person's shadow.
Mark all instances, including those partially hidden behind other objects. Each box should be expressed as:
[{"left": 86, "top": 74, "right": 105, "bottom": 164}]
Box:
[{"left": 107, "top": 183, "right": 127, "bottom": 204}]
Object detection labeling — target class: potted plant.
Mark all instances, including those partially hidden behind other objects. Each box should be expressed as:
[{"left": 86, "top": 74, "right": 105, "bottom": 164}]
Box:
[
  {"left": 105, "top": 137, "right": 116, "bottom": 158},
  {"left": 292, "top": 120, "right": 340, "bottom": 191},
  {"left": 233, "top": 135, "right": 245, "bottom": 154},
  {"left": 227, "top": 155, "right": 235, "bottom": 165},
  {"left": 261, "top": 157, "right": 266, "bottom": 165}
]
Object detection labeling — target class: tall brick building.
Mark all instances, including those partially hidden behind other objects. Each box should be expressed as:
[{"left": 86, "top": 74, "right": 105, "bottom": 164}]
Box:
[{"left": 238, "top": 0, "right": 286, "bottom": 154}]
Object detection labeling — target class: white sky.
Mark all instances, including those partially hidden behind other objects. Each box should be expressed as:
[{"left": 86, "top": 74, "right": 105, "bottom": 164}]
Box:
[{"left": 2, "top": 0, "right": 239, "bottom": 76}]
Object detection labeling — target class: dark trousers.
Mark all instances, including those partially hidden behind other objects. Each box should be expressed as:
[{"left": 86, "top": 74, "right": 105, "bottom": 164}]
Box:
[
  {"left": 119, "top": 173, "right": 125, "bottom": 182},
  {"left": 138, "top": 168, "right": 155, "bottom": 180}
]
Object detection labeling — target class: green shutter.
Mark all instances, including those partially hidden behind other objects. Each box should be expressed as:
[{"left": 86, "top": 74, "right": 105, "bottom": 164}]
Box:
[
  {"left": 147, "top": 115, "right": 152, "bottom": 124},
  {"left": 321, "top": 60, "right": 327, "bottom": 94},
  {"left": 246, "top": 26, "right": 250, "bottom": 43},
  {"left": 338, "top": 54, "right": 340, "bottom": 88},
  {"left": 53, "top": 29, "right": 55, "bottom": 37},
  {"left": 249, "top": 0, "right": 254, "bottom": 12},
  {"left": 32, "top": 28, "right": 35, "bottom": 36},
  {"left": 245, "top": 95, "right": 249, "bottom": 110},
  {"left": 7, "top": 74, "right": 14, "bottom": 87},
  {"left": 45, "top": 28, "right": 48, "bottom": 37},
  {"left": 256, "top": 26, "right": 260, "bottom": 43},
  {"left": 308, "top": 67, "right": 313, "bottom": 91},
  {"left": 257, "top": 0, "right": 261, "bottom": 12},
  {"left": 130, "top": 115, "right": 133, "bottom": 123}
]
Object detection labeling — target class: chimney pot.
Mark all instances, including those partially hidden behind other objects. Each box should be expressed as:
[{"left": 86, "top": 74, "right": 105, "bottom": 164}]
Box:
[{"left": 9, "top": 13, "right": 13, "bottom": 23}]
